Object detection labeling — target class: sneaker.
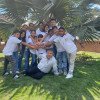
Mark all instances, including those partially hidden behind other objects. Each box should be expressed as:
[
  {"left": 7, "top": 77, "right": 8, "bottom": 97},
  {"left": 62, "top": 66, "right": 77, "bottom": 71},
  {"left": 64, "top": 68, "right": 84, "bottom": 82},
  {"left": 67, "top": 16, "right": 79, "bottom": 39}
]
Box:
[
  {"left": 66, "top": 73, "right": 73, "bottom": 79},
  {"left": 10, "top": 71, "right": 12, "bottom": 74},
  {"left": 4, "top": 72, "right": 9, "bottom": 75},
  {"left": 59, "top": 70, "right": 63, "bottom": 74},
  {"left": 13, "top": 75, "right": 20, "bottom": 79},
  {"left": 64, "top": 70, "right": 67, "bottom": 76},
  {"left": 16, "top": 71, "right": 20, "bottom": 74}
]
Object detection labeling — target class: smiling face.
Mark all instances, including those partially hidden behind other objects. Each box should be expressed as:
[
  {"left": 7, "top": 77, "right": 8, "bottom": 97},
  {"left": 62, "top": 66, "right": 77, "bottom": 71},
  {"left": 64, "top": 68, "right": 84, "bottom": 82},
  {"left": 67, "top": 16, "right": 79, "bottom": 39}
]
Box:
[
  {"left": 53, "top": 28, "right": 59, "bottom": 35},
  {"left": 39, "top": 23, "right": 44, "bottom": 31},
  {"left": 29, "top": 24, "right": 34, "bottom": 31},
  {"left": 21, "top": 32, "right": 25, "bottom": 38},
  {"left": 45, "top": 25, "right": 49, "bottom": 32},
  {"left": 31, "top": 31, "right": 36, "bottom": 37},
  {"left": 59, "top": 29, "right": 65, "bottom": 37},
  {"left": 46, "top": 50, "right": 53, "bottom": 59},
  {"left": 14, "top": 32, "right": 20, "bottom": 38},
  {"left": 50, "top": 20, "right": 56, "bottom": 27},
  {"left": 22, "top": 25, "right": 28, "bottom": 31}
]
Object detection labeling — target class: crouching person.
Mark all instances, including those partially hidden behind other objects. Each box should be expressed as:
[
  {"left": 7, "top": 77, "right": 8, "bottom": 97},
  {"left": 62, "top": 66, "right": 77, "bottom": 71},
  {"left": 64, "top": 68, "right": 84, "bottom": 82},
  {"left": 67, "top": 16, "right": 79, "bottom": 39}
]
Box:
[{"left": 22, "top": 49, "right": 59, "bottom": 80}]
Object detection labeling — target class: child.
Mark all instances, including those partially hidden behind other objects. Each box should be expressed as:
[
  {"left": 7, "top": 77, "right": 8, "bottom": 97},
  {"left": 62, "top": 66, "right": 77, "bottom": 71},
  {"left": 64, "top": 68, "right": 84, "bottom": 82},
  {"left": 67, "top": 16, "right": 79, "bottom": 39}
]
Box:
[
  {"left": 36, "top": 34, "right": 46, "bottom": 61},
  {"left": 28, "top": 30, "right": 37, "bottom": 67},
  {"left": 17, "top": 30, "right": 26, "bottom": 72},
  {"left": 3, "top": 30, "right": 29, "bottom": 79}
]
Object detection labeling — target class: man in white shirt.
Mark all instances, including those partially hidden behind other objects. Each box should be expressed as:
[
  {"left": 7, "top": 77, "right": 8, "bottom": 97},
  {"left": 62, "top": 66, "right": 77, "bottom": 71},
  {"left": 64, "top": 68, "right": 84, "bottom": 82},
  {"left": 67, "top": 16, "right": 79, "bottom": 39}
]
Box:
[
  {"left": 24, "top": 23, "right": 34, "bottom": 70},
  {"left": 36, "top": 22, "right": 44, "bottom": 36},
  {"left": 3, "top": 30, "right": 29, "bottom": 79},
  {"left": 22, "top": 49, "right": 59, "bottom": 80}
]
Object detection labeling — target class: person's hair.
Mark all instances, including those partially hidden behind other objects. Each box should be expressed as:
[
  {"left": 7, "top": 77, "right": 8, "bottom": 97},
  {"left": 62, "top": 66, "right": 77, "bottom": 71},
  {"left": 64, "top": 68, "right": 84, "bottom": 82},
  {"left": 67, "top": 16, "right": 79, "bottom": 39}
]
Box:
[
  {"left": 19, "top": 30, "right": 26, "bottom": 40},
  {"left": 59, "top": 27, "right": 65, "bottom": 31},
  {"left": 43, "top": 24, "right": 49, "bottom": 32},
  {"left": 50, "top": 19, "right": 56, "bottom": 22},
  {"left": 38, "top": 34, "right": 43, "bottom": 38},
  {"left": 13, "top": 30, "right": 20, "bottom": 34},
  {"left": 31, "top": 30, "right": 36, "bottom": 33},
  {"left": 47, "top": 49, "right": 53, "bottom": 53},
  {"left": 48, "top": 29, "right": 52, "bottom": 33},
  {"left": 22, "top": 24, "right": 27, "bottom": 27},
  {"left": 29, "top": 23, "right": 34, "bottom": 26},
  {"left": 38, "top": 22, "right": 43, "bottom": 26},
  {"left": 52, "top": 26, "right": 57, "bottom": 30}
]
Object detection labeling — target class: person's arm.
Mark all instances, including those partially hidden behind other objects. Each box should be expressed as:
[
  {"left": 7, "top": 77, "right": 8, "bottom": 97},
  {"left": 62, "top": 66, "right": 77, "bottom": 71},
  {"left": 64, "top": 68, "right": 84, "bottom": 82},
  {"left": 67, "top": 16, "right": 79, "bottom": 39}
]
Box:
[
  {"left": 44, "top": 41, "right": 54, "bottom": 47},
  {"left": 39, "top": 34, "right": 48, "bottom": 44},
  {"left": 52, "top": 58, "right": 59, "bottom": 76}
]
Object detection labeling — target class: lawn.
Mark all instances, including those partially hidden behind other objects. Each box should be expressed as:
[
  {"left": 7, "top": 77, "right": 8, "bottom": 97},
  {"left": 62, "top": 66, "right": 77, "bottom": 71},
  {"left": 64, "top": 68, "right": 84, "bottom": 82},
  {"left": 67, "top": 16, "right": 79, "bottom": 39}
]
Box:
[{"left": 0, "top": 51, "right": 100, "bottom": 100}]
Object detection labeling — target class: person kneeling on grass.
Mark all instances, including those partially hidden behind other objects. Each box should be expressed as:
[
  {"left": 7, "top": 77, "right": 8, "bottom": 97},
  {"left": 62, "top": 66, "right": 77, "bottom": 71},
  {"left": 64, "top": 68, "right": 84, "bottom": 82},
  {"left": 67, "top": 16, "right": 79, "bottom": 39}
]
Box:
[
  {"left": 2, "top": 30, "right": 35, "bottom": 79},
  {"left": 22, "top": 49, "right": 59, "bottom": 80}
]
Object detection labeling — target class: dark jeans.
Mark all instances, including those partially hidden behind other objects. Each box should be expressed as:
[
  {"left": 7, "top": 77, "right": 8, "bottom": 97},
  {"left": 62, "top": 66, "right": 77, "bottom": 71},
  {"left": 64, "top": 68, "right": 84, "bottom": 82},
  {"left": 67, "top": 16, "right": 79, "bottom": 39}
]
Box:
[
  {"left": 3, "top": 55, "right": 17, "bottom": 76},
  {"left": 24, "top": 65, "right": 46, "bottom": 80}
]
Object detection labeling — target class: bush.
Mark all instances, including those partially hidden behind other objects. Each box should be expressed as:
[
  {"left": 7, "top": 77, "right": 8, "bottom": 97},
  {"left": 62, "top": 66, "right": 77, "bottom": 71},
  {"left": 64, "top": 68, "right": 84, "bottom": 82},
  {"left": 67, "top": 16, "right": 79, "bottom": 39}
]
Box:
[{"left": 76, "top": 52, "right": 93, "bottom": 62}]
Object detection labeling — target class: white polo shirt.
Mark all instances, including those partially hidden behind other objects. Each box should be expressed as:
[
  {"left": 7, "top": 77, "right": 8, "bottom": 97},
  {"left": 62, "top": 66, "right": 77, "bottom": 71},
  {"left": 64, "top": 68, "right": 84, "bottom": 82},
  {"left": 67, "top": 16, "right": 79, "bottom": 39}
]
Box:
[
  {"left": 28, "top": 38, "right": 36, "bottom": 54},
  {"left": 36, "top": 28, "right": 43, "bottom": 36},
  {"left": 26, "top": 30, "right": 31, "bottom": 43},
  {"left": 3, "top": 36, "right": 22, "bottom": 56},
  {"left": 54, "top": 33, "right": 77, "bottom": 53},
  {"left": 48, "top": 34, "right": 65, "bottom": 52}
]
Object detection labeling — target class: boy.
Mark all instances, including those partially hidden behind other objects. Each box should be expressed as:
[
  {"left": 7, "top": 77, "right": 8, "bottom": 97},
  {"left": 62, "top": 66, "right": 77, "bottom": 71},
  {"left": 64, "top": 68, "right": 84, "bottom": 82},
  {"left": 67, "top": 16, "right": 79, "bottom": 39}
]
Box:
[
  {"left": 28, "top": 30, "right": 37, "bottom": 67},
  {"left": 3, "top": 30, "right": 30, "bottom": 79}
]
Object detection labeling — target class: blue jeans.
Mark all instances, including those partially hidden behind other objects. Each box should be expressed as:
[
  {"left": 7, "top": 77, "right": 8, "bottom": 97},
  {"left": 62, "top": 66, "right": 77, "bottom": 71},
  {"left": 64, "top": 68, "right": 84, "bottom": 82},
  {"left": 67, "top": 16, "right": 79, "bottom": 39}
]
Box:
[
  {"left": 30, "top": 53, "right": 36, "bottom": 68},
  {"left": 53, "top": 44, "right": 57, "bottom": 58},
  {"left": 17, "top": 50, "right": 24, "bottom": 71},
  {"left": 13, "top": 51, "right": 18, "bottom": 71},
  {"left": 24, "top": 49, "right": 36, "bottom": 70},
  {"left": 57, "top": 51, "right": 68, "bottom": 71}
]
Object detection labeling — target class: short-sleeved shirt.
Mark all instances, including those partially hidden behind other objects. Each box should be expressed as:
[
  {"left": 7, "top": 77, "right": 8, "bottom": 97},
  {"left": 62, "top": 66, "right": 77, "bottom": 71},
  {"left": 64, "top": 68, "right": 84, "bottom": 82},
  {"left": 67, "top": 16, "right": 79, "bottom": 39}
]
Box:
[
  {"left": 28, "top": 38, "right": 36, "bottom": 54},
  {"left": 54, "top": 33, "right": 77, "bottom": 53},
  {"left": 3, "top": 36, "right": 22, "bottom": 56}
]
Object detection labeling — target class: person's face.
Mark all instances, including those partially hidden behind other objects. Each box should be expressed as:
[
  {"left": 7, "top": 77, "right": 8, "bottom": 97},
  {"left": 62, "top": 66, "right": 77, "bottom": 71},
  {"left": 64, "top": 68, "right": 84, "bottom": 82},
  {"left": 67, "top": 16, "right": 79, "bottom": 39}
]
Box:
[
  {"left": 45, "top": 26, "right": 49, "bottom": 32},
  {"left": 14, "top": 33, "right": 20, "bottom": 38},
  {"left": 46, "top": 51, "right": 53, "bottom": 59},
  {"left": 49, "top": 31, "right": 53, "bottom": 37},
  {"left": 59, "top": 29, "right": 65, "bottom": 37},
  {"left": 53, "top": 28, "right": 59, "bottom": 35},
  {"left": 22, "top": 25, "right": 28, "bottom": 31},
  {"left": 50, "top": 20, "right": 56, "bottom": 27},
  {"left": 29, "top": 24, "right": 34, "bottom": 31},
  {"left": 21, "top": 32, "right": 25, "bottom": 38},
  {"left": 39, "top": 23, "right": 43, "bottom": 31},
  {"left": 31, "top": 31, "right": 36, "bottom": 37},
  {"left": 38, "top": 37, "right": 42, "bottom": 42}
]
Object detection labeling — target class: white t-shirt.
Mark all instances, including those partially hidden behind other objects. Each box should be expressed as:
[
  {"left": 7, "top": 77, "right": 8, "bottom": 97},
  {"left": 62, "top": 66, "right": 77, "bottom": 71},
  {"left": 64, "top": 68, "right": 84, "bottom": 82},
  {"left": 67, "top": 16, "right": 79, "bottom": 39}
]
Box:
[
  {"left": 36, "top": 28, "right": 43, "bottom": 36},
  {"left": 54, "top": 33, "right": 77, "bottom": 53},
  {"left": 49, "top": 26, "right": 60, "bottom": 29},
  {"left": 28, "top": 38, "right": 36, "bottom": 54},
  {"left": 3, "top": 37, "right": 22, "bottom": 56},
  {"left": 26, "top": 30, "right": 31, "bottom": 43},
  {"left": 48, "top": 34, "right": 65, "bottom": 52}
]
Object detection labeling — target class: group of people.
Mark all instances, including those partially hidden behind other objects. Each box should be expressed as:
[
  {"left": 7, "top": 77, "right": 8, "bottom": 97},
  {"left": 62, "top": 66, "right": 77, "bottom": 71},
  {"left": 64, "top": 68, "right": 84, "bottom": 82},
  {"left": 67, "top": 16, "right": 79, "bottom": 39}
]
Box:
[{"left": 2, "top": 19, "right": 80, "bottom": 79}]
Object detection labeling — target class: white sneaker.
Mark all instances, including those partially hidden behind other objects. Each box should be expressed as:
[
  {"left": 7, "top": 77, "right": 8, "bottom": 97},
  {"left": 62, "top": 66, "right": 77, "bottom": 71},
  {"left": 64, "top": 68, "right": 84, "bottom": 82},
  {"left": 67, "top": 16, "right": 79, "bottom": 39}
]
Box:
[
  {"left": 13, "top": 75, "right": 20, "bottom": 79},
  {"left": 59, "top": 70, "right": 63, "bottom": 74},
  {"left": 4, "top": 72, "right": 9, "bottom": 75},
  {"left": 66, "top": 73, "right": 73, "bottom": 79},
  {"left": 16, "top": 71, "right": 20, "bottom": 74},
  {"left": 64, "top": 70, "right": 67, "bottom": 76},
  {"left": 10, "top": 71, "right": 12, "bottom": 74}
]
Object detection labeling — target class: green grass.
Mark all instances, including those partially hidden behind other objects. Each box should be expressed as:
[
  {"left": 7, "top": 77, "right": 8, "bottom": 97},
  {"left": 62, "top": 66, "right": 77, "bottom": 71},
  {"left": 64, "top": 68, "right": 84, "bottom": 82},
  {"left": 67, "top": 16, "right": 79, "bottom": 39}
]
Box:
[{"left": 0, "top": 52, "right": 100, "bottom": 100}]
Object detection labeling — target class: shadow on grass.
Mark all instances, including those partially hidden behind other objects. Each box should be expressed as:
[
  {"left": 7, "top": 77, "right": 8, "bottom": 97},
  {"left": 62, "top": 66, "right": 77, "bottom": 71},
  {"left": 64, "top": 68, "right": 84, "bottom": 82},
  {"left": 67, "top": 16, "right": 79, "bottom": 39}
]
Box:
[{"left": 0, "top": 60, "right": 100, "bottom": 100}]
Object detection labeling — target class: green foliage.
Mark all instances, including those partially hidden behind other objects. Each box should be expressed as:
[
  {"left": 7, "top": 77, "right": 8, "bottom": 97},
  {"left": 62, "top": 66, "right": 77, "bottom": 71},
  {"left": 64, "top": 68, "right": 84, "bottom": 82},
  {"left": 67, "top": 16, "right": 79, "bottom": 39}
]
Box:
[{"left": 76, "top": 52, "right": 93, "bottom": 62}]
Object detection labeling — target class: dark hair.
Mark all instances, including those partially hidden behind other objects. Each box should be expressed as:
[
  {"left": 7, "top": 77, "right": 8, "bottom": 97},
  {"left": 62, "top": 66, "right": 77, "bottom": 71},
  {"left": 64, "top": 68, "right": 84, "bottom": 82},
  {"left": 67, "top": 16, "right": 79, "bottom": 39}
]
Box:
[
  {"left": 52, "top": 26, "right": 57, "bottom": 30},
  {"left": 38, "top": 34, "right": 43, "bottom": 38},
  {"left": 48, "top": 29, "right": 52, "bottom": 33},
  {"left": 13, "top": 30, "right": 20, "bottom": 34},
  {"left": 59, "top": 27, "right": 65, "bottom": 31},
  {"left": 19, "top": 30, "right": 26, "bottom": 40},
  {"left": 29, "top": 23, "right": 34, "bottom": 26},
  {"left": 46, "top": 48, "right": 53, "bottom": 53},
  {"left": 38, "top": 22, "right": 43, "bottom": 26},
  {"left": 50, "top": 19, "right": 56, "bottom": 22},
  {"left": 43, "top": 24, "right": 49, "bottom": 32},
  {"left": 31, "top": 30, "right": 36, "bottom": 33}
]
